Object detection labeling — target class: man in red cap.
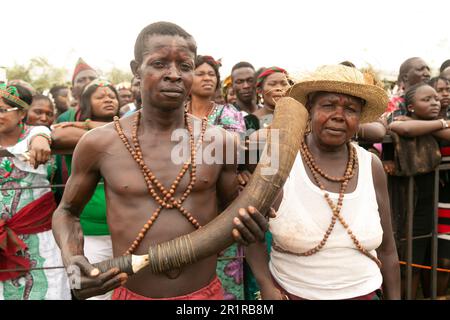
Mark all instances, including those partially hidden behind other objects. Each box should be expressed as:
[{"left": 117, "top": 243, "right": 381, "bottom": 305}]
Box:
[
  {"left": 53, "top": 58, "right": 99, "bottom": 215},
  {"left": 70, "top": 58, "right": 98, "bottom": 109}
]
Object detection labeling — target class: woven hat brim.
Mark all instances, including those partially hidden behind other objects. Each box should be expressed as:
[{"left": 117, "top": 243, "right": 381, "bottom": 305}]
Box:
[{"left": 288, "top": 80, "right": 388, "bottom": 123}]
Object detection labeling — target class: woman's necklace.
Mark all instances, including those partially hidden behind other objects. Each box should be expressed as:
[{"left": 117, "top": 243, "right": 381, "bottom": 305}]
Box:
[
  {"left": 264, "top": 104, "right": 275, "bottom": 113},
  {"left": 273, "top": 135, "right": 381, "bottom": 268},
  {"left": 187, "top": 101, "right": 216, "bottom": 120}
]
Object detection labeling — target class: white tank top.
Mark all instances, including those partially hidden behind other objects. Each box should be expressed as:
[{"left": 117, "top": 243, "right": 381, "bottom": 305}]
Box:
[{"left": 269, "top": 144, "right": 383, "bottom": 300}]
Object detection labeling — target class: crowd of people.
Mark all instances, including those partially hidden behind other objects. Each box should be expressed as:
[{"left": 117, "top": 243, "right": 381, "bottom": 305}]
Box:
[{"left": 1, "top": 21, "right": 450, "bottom": 300}]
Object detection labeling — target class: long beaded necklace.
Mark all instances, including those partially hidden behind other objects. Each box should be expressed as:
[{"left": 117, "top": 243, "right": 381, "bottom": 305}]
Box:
[
  {"left": 113, "top": 110, "right": 208, "bottom": 255},
  {"left": 273, "top": 135, "right": 382, "bottom": 268},
  {"left": 186, "top": 101, "right": 216, "bottom": 122}
]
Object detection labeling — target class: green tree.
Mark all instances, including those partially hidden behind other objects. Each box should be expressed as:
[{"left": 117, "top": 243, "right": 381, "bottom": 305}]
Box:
[
  {"left": 29, "top": 57, "right": 68, "bottom": 92},
  {"left": 105, "top": 67, "right": 133, "bottom": 85},
  {"left": 6, "top": 58, "right": 134, "bottom": 92},
  {"left": 5, "top": 57, "right": 69, "bottom": 93},
  {"left": 6, "top": 63, "right": 32, "bottom": 84}
]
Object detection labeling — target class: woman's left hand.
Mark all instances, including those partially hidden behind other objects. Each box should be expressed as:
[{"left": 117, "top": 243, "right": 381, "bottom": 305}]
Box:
[
  {"left": 237, "top": 170, "right": 252, "bottom": 186},
  {"left": 260, "top": 286, "right": 288, "bottom": 300},
  {"left": 27, "top": 136, "right": 51, "bottom": 168},
  {"left": 382, "top": 160, "right": 395, "bottom": 175}
]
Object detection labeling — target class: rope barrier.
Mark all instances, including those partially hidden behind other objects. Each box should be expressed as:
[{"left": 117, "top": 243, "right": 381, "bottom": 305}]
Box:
[
  {"left": 0, "top": 266, "right": 65, "bottom": 273},
  {"left": 0, "top": 182, "right": 104, "bottom": 191},
  {"left": 399, "top": 261, "right": 450, "bottom": 273}
]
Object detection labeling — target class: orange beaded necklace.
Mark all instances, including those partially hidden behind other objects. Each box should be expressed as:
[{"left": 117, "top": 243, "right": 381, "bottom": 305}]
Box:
[
  {"left": 273, "top": 135, "right": 381, "bottom": 268},
  {"left": 113, "top": 110, "right": 208, "bottom": 255}
]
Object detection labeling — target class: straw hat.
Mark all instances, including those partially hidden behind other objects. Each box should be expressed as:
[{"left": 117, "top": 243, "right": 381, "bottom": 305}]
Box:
[{"left": 288, "top": 64, "right": 388, "bottom": 123}]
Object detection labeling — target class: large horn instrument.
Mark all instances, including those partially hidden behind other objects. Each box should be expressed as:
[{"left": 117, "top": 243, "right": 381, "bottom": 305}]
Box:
[{"left": 93, "top": 97, "right": 308, "bottom": 275}]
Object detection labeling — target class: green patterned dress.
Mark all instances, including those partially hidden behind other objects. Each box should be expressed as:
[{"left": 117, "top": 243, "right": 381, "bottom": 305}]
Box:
[
  {"left": 205, "top": 104, "right": 246, "bottom": 300},
  {"left": 0, "top": 125, "right": 70, "bottom": 300}
]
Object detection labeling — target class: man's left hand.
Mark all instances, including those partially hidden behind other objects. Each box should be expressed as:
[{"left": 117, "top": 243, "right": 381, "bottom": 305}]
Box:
[{"left": 231, "top": 206, "right": 276, "bottom": 245}]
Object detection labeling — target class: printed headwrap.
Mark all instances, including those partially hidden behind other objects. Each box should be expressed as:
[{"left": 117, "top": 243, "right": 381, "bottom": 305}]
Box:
[
  {"left": 202, "top": 56, "right": 222, "bottom": 68},
  {"left": 8, "top": 79, "right": 36, "bottom": 96},
  {"left": 223, "top": 75, "right": 232, "bottom": 89},
  {"left": 221, "top": 75, "right": 232, "bottom": 97},
  {"left": 256, "top": 67, "right": 288, "bottom": 90},
  {"left": 82, "top": 78, "right": 113, "bottom": 95},
  {"left": 72, "top": 58, "right": 96, "bottom": 83},
  {"left": 0, "top": 83, "right": 30, "bottom": 109}
]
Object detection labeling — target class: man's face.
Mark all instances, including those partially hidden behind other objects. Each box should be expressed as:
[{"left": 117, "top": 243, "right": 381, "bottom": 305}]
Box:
[
  {"left": 232, "top": 67, "right": 256, "bottom": 104},
  {"left": 133, "top": 34, "right": 195, "bottom": 111},
  {"left": 405, "top": 58, "right": 430, "bottom": 87},
  {"left": 72, "top": 69, "right": 98, "bottom": 100},
  {"left": 55, "top": 88, "right": 71, "bottom": 113},
  {"left": 130, "top": 78, "right": 142, "bottom": 105},
  {"left": 441, "top": 67, "right": 450, "bottom": 81},
  {"left": 118, "top": 88, "right": 133, "bottom": 107}
]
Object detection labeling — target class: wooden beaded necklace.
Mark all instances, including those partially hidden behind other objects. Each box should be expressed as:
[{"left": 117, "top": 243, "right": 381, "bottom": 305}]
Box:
[
  {"left": 273, "top": 135, "right": 382, "bottom": 268},
  {"left": 113, "top": 110, "right": 208, "bottom": 255},
  {"left": 186, "top": 101, "right": 216, "bottom": 121}
]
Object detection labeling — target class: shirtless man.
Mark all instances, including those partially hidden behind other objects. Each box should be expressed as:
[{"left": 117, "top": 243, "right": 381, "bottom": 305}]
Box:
[{"left": 52, "top": 22, "right": 269, "bottom": 300}]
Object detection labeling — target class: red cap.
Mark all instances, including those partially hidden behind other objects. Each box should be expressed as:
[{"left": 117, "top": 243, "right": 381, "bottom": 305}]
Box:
[{"left": 72, "top": 58, "right": 96, "bottom": 83}]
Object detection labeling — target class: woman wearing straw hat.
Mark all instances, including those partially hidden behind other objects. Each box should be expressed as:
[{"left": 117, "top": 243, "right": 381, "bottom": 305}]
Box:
[{"left": 245, "top": 64, "right": 400, "bottom": 300}]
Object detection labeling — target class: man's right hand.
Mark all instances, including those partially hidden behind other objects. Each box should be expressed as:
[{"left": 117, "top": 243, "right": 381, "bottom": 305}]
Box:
[{"left": 66, "top": 255, "right": 128, "bottom": 300}]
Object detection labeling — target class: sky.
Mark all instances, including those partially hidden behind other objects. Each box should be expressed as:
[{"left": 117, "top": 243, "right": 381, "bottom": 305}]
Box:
[{"left": 1, "top": 0, "right": 449, "bottom": 82}]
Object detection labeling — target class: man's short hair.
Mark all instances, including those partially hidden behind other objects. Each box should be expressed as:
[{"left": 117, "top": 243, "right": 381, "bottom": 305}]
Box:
[
  {"left": 231, "top": 61, "right": 255, "bottom": 73},
  {"left": 398, "top": 57, "right": 421, "bottom": 83},
  {"left": 134, "top": 21, "right": 197, "bottom": 64},
  {"left": 440, "top": 59, "right": 450, "bottom": 73}
]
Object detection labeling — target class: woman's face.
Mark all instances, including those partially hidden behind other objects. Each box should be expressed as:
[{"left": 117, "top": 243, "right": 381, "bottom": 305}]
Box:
[
  {"left": 191, "top": 63, "right": 217, "bottom": 99},
  {"left": 309, "top": 92, "right": 363, "bottom": 147},
  {"left": 0, "top": 99, "right": 25, "bottom": 135},
  {"left": 214, "top": 87, "right": 226, "bottom": 105},
  {"left": 226, "top": 87, "right": 237, "bottom": 104},
  {"left": 261, "top": 72, "right": 290, "bottom": 107},
  {"left": 90, "top": 86, "right": 119, "bottom": 120},
  {"left": 409, "top": 85, "right": 440, "bottom": 120},
  {"left": 435, "top": 79, "right": 450, "bottom": 109},
  {"left": 27, "top": 99, "right": 55, "bottom": 127}
]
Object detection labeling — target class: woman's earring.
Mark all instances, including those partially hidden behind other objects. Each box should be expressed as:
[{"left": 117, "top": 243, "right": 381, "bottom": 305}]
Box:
[
  {"left": 305, "top": 118, "right": 311, "bottom": 134},
  {"left": 258, "top": 93, "right": 264, "bottom": 105},
  {"left": 354, "top": 126, "right": 360, "bottom": 140}
]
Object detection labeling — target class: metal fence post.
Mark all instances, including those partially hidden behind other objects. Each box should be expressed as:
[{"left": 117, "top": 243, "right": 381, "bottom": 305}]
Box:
[{"left": 405, "top": 176, "right": 414, "bottom": 300}]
